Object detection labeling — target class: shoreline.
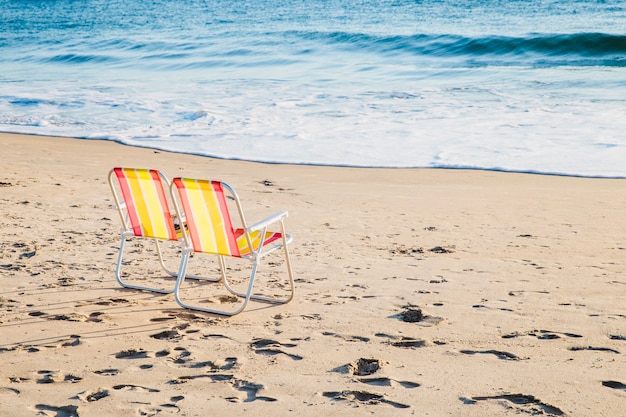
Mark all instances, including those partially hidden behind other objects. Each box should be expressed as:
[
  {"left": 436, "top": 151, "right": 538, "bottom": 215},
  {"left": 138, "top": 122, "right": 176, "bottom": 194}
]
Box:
[
  {"left": 3, "top": 131, "right": 624, "bottom": 179},
  {"left": 1, "top": 132, "right": 625, "bottom": 416}
]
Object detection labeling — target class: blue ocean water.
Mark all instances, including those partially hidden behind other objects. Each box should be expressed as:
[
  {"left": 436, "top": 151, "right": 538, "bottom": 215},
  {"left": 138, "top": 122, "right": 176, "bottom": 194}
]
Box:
[{"left": 1, "top": 0, "right": 625, "bottom": 177}]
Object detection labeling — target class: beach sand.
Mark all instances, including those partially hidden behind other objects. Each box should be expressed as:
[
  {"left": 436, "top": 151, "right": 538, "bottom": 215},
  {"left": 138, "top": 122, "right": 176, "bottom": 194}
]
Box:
[{"left": 1, "top": 132, "right": 624, "bottom": 416}]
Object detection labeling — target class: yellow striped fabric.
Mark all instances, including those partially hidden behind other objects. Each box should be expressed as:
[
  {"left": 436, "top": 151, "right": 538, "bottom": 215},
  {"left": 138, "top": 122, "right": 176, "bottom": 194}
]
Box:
[
  {"left": 236, "top": 229, "right": 281, "bottom": 256},
  {"left": 114, "top": 168, "right": 177, "bottom": 240},
  {"left": 173, "top": 178, "right": 240, "bottom": 256}
]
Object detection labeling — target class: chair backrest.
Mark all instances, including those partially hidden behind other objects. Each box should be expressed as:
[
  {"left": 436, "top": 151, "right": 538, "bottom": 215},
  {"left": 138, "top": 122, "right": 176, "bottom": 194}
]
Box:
[
  {"left": 110, "top": 167, "right": 178, "bottom": 241},
  {"left": 172, "top": 177, "right": 244, "bottom": 257}
]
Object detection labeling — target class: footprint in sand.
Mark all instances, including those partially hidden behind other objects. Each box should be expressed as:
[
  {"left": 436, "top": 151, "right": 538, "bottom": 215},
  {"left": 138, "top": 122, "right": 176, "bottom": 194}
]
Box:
[
  {"left": 35, "top": 404, "right": 79, "bottom": 417},
  {"left": 167, "top": 375, "right": 275, "bottom": 402},
  {"left": 156, "top": 349, "right": 170, "bottom": 357},
  {"left": 2, "top": 345, "right": 39, "bottom": 353},
  {"left": 29, "top": 334, "right": 83, "bottom": 349},
  {"left": 359, "top": 377, "right": 420, "bottom": 389},
  {"left": 375, "top": 332, "right": 436, "bottom": 348},
  {"left": 93, "top": 297, "right": 131, "bottom": 306},
  {"left": 602, "top": 380, "right": 626, "bottom": 390},
  {"left": 36, "top": 376, "right": 54, "bottom": 385},
  {"left": 77, "top": 388, "right": 110, "bottom": 402},
  {"left": 390, "top": 338, "right": 428, "bottom": 348},
  {"left": 352, "top": 358, "right": 380, "bottom": 376},
  {"left": 114, "top": 348, "right": 150, "bottom": 359},
  {"left": 219, "top": 357, "right": 238, "bottom": 371},
  {"left": 429, "top": 246, "right": 455, "bottom": 254},
  {"left": 171, "top": 347, "right": 193, "bottom": 365},
  {"left": 36, "top": 370, "right": 83, "bottom": 384},
  {"left": 0, "top": 387, "right": 20, "bottom": 395},
  {"left": 87, "top": 312, "right": 108, "bottom": 323},
  {"left": 389, "top": 245, "right": 424, "bottom": 256},
  {"left": 80, "top": 386, "right": 175, "bottom": 415},
  {"left": 168, "top": 374, "right": 234, "bottom": 385},
  {"left": 150, "top": 329, "right": 184, "bottom": 342},
  {"left": 47, "top": 313, "right": 87, "bottom": 322},
  {"left": 460, "top": 349, "right": 524, "bottom": 361},
  {"left": 150, "top": 316, "right": 177, "bottom": 323},
  {"left": 137, "top": 404, "right": 180, "bottom": 415},
  {"left": 332, "top": 358, "right": 421, "bottom": 390},
  {"left": 332, "top": 358, "right": 381, "bottom": 376},
  {"left": 36, "top": 371, "right": 58, "bottom": 384},
  {"left": 250, "top": 339, "right": 303, "bottom": 360},
  {"left": 229, "top": 379, "right": 277, "bottom": 403},
  {"left": 466, "top": 393, "right": 564, "bottom": 416},
  {"left": 61, "top": 335, "right": 82, "bottom": 347},
  {"left": 0, "top": 297, "right": 21, "bottom": 311},
  {"left": 113, "top": 384, "right": 160, "bottom": 393},
  {"left": 502, "top": 329, "right": 583, "bottom": 340},
  {"left": 395, "top": 305, "right": 444, "bottom": 326},
  {"left": 322, "top": 331, "right": 370, "bottom": 343},
  {"left": 322, "top": 390, "right": 410, "bottom": 409},
  {"left": 63, "top": 375, "right": 82, "bottom": 383},
  {"left": 189, "top": 357, "right": 239, "bottom": 371},
  {"left": 154, "top": 310, "right": 221, "bottom": 325},
  {"left": 569, "top": 346, "right": 620, "bottom": 354},
  {"left": 10, "top": 241, "right": 38, "bottom": 260},
  {"left": 93, "top": 369, "right": 119, "bottom": 376}
]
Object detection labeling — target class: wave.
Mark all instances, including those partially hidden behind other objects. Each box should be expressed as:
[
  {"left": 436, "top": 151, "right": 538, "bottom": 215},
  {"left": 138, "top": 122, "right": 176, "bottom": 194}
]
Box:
[
  {"left": 45, "top": 53, "right": 118, "bottom": 64},
  {"left": 294, "top": 31, "right": 626, "bottom": 66},
  {"left": 16, "top": 30, "right": 626, "bottom": 71},
  {"left": 13, "top": 29, "right": 626, "bottom": 71}
]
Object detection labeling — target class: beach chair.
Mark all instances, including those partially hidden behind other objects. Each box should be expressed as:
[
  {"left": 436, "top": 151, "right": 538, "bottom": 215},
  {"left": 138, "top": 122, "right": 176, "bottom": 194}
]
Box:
[
  {"left": 108, "top": 168, "right": 218, "bottom": 293},
  {"left": 170, "top": 177, "right": 294, "bottom": 315}
]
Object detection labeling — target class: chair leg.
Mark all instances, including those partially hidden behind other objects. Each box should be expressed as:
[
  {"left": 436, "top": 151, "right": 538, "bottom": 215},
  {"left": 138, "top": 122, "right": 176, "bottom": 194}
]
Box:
[
  {"left": 155, "top": 237, "right": 221, "bottom": 283},
  {"left": 279, "top": 235, "right": 295, "bottom": 303},
  {"left": 155, "top": 238, "right": 178, "bottom": 277},
  {"left": 174, "top": 252, "right": 252, "bottom": 316},
  {"left": 174, "top": 238, "right": 294, "bottom": 315},
  {"left": 218, "top": 255, "right": 227, "bottom": 282},
  {"left": 115, "top": 234, "right": 174, "bottom": 294},
  {"left": 221, "top": 239, "right": 295, "bottom": 305}
]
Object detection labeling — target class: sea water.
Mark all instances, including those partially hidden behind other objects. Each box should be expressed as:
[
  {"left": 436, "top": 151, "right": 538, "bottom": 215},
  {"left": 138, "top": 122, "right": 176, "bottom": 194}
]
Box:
[{"left": 1, "top": 0, "right": 625, "bottom": 177}]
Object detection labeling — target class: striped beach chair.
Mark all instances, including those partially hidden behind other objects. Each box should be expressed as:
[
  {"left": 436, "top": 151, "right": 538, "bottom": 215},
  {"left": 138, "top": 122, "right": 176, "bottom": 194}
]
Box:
[
  {"left": 170, "top": 177, "right": 294, "bottom": 315},
  {"left": 108, "top": 168, "right": 217, "bottom": 293}
]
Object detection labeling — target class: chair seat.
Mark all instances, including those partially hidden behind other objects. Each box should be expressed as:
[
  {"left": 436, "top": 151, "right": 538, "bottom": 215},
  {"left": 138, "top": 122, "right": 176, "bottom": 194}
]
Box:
[{"left": 235, "top": 229, "right": 282, "bottom": 256}]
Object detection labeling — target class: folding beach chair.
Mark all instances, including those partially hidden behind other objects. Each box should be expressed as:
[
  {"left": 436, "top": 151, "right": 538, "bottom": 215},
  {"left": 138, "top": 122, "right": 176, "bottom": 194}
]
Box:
[
  {"left": 170, "top": 177, "right": 295, "bottom": 315},
  {"left": 108, "top": 168, "right": 218, "bottom": 293}
]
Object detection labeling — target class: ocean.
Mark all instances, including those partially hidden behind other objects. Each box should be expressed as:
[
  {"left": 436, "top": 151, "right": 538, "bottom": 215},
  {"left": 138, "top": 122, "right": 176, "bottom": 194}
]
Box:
[{"left": 1, "top": 0, "right": 625, "bottom": 177}]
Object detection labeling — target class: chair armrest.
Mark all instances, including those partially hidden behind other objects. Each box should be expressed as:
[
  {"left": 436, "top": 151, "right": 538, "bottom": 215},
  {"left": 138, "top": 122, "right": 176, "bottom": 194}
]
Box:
[{"left": 248, "top": 210, "right": 288, "bottom": 232}]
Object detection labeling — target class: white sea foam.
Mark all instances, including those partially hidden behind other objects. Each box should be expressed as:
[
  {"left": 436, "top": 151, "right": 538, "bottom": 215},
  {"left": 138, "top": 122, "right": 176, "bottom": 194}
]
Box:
[{"left": 1, "top": 0, "right": 625, "bottom": 177}]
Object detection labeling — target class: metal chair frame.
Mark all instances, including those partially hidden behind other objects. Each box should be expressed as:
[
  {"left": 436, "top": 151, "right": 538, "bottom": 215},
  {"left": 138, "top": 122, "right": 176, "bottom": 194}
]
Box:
[{"left": 170, "top": 177, "right": 294, "bottom": 316}]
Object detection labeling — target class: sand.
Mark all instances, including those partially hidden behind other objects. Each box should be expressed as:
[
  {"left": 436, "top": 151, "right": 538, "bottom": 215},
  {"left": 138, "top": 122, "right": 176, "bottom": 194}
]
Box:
[{"left": 1, "top": 132, "right": 625, "bottom": 416}]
